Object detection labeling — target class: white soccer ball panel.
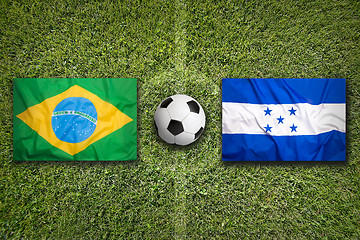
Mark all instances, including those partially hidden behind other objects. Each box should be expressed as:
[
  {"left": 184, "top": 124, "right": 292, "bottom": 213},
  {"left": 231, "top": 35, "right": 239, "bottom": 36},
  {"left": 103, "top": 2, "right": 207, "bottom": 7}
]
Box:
[
  {"left": 182, "top": 111, "right": 205, "bottom": 134},
  {"left": 154, "top": 107, "right": 171, "bottom": 129},
  {"left": 167, "top": 99, "right": 190, "bottom": 121},
  {"left": 158, "top": 128, "right": 175, "bottom": 144},
  {"left": 175, "top": 131, "right": 195, "bottom": 146},
  {"left": 171, "top": 94, "right": 194, "bottom": 102}
]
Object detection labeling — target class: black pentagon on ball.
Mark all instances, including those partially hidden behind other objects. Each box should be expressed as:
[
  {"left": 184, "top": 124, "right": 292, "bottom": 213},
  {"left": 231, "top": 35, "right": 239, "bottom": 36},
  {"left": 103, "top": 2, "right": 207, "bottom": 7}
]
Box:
[
  {"left": 160, "top": 97, "right": 173, "bottom": 108},
  {"left": 167, "top": 120, "right": 184, "bottom": 136},
  {"left": 187, "top": 100, "right": 200, "bottom": 114},
  {"left": 195, "top": 127, "right": 204, "bottom": 140}
]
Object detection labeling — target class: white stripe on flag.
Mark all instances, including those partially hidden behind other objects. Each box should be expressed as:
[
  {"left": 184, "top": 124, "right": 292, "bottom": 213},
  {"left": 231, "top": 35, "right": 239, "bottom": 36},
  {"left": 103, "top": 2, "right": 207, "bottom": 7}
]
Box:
[{"left": 222, "top": 103, "right": 345, "bottom": 136}]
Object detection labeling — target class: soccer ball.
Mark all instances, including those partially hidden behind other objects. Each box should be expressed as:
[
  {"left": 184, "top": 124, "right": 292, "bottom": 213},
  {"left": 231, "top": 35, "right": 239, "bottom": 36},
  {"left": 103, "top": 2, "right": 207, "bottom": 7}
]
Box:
[{"left": 154, "top": 94, "right": 206, "bottom": 146}]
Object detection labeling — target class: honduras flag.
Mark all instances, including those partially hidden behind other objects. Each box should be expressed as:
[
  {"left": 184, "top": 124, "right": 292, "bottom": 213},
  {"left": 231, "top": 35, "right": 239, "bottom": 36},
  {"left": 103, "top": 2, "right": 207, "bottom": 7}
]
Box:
[{"left": 222, "top": 78, "right": 346, "bottom": 161}]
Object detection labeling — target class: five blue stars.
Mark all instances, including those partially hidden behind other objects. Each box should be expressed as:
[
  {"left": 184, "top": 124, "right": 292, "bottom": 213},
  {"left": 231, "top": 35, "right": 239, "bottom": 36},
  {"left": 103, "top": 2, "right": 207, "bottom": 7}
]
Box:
[
  {"left": 277, "top": 115, "right": 284, "bottom": 124},
  {"left": 290, "top": 123, "right": 298, "bottom": 132},
  {"left": 263, "top": 106, "right": 298, "bottom": 133},
  {"left": 264, "top": 107, "right": 272, "bottom": 116},
  {"left": 264, "top": 124, "right": 272, "bottom": 133},
  {"left": 289, "top": 107, "right": 297, "bottom": 116}
]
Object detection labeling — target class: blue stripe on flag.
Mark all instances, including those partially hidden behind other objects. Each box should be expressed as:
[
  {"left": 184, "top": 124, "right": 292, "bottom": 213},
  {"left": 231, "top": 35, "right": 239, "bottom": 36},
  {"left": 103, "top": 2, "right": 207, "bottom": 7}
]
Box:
[
  {"left": 222, "top": 78, "right": 346, "bottom": 104},
  {"left": 222, "top": 130, "right": 346, "bottom": 161}
]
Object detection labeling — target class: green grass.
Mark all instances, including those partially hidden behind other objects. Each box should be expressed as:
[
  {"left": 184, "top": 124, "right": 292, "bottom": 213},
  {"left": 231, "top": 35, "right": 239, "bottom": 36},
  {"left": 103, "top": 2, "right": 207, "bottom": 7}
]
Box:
[{"left": 1, "top": 0, "right": 360, "bottom": 238}]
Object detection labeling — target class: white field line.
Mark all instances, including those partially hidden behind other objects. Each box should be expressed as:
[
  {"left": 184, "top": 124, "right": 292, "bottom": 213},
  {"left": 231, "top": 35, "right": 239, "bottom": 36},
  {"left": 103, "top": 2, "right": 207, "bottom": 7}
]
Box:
[{"left": 173, "top": 0, "right": 188, "bottom": 239}]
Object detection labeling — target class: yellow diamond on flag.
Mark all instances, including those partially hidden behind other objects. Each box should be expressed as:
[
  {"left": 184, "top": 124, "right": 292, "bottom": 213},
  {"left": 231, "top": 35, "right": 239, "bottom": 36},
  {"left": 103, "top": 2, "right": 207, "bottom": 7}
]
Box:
[{"left": 16, "top": 85, "right": 133, "bottom": 156}]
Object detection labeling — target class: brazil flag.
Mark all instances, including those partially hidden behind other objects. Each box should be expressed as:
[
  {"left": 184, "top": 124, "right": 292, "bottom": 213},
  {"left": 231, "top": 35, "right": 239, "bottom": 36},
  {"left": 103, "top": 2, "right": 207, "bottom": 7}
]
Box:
[{"left": 13, "top": 78, "right": 137, "bottom": 161}]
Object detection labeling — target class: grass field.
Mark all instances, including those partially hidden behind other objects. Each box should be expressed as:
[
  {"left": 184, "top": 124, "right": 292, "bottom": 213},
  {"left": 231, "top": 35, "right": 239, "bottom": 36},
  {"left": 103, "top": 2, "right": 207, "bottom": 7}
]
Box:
[{"left": 1, "top": 0, "right": 360, "bottom": 239}]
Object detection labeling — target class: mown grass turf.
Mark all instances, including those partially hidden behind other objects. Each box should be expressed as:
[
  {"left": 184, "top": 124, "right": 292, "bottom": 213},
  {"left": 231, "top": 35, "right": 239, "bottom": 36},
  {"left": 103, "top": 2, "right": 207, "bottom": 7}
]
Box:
[{"left": 1, "top": 0, "right": 360, "bottom": 239}]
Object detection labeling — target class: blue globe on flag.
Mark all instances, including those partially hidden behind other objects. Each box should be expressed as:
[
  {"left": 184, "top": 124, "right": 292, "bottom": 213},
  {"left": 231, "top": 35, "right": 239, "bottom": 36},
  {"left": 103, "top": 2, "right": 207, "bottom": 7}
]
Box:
[{"left": 51, "top": 97, "right": 98, "bottom": 143}]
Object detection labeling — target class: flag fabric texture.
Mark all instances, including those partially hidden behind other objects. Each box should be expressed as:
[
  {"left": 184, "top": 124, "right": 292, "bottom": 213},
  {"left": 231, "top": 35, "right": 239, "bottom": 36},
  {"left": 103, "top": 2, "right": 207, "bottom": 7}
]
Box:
[
  {"left": 222, "top": 78, "right": 346, "bottom": 161},
  {"left": 13, "top": 78, "right": 137, "bottom": 161}
]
